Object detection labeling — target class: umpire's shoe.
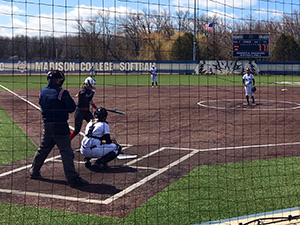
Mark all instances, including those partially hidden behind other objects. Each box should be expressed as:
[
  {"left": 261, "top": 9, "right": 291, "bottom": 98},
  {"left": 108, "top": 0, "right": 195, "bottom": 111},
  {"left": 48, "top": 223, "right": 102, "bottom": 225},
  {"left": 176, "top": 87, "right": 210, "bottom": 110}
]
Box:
[
  {"left": 30, "top": 169, "right": 42, "bottom": 180},
  {"left": 69, "top": 176, "right": 89, "bottom": 188}
]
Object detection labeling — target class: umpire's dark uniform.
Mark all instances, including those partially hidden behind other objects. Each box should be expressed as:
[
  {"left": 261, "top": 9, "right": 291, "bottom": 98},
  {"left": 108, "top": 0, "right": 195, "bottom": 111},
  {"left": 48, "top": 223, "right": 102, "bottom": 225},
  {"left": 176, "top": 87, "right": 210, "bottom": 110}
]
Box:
[{"left": 30, "top": 70, "right": 89, "bottom": 188}]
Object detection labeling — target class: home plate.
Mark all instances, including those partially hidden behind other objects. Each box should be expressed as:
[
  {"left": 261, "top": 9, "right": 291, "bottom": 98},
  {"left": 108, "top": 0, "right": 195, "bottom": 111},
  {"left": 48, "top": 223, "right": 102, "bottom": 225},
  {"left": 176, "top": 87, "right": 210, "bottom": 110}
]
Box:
[{"left": 117, "top": 154, "right": 137, "bottom": 159}]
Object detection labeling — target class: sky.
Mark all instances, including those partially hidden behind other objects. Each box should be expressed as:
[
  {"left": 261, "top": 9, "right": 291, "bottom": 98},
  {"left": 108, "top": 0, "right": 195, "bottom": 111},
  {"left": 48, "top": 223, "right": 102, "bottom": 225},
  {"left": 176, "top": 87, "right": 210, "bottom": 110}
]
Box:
[{"left": 0, "top": 0, "right": 299, "bottom": 37}]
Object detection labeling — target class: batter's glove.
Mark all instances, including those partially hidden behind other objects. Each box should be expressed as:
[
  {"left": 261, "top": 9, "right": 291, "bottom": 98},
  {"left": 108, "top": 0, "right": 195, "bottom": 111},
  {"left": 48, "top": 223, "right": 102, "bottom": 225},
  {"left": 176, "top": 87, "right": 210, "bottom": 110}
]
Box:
[{"left": 252, "top": 86, "right": 257, "bottom": 93}]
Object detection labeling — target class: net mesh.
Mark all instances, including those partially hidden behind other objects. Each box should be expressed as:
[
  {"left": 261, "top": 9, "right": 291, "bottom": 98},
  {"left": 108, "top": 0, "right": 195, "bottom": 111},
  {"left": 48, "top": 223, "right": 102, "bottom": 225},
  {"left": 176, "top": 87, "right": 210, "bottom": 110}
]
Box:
[{"left": 0, "top": 0, "right": 300, "bottom": 224}]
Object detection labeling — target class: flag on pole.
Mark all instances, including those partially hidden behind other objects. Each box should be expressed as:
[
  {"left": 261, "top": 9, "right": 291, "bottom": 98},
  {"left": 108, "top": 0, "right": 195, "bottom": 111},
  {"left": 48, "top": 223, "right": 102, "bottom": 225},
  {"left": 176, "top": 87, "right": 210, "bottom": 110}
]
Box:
[{"left": 205, "top": 23, "right": 214, "bottom": 31}]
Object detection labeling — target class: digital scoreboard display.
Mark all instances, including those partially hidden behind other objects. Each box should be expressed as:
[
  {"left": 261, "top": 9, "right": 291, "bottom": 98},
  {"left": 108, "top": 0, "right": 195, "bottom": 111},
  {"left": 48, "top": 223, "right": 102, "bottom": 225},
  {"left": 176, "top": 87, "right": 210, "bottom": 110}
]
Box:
[{"left": 232, "top": 34, "right": 269, "bottom": 58}]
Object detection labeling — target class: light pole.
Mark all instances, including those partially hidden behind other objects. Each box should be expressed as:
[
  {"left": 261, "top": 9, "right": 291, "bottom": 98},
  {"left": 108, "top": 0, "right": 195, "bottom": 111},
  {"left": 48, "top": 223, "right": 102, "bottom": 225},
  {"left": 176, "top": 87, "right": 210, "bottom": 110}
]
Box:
[{"left": 193, "top": 0, "right": 196, "bottom": 61}]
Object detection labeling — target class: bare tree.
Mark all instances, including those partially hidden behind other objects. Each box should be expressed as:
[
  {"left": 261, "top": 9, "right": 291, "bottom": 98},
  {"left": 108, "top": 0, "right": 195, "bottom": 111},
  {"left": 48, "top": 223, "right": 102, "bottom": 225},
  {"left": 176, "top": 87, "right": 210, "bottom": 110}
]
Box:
[
  {"left": 77, "top": 16, "right": 101, "bottom": 60},
  {"left": 119, "top": 12, "right": 143, "bottom": 58},
  {"left": 282, "top": 11, "right": 300, "bottom": 40},
  {"left": 174, "top": 11, "right": 192, "bottom": 32},
  {"left": 77, "top": 10, "right": 120, "bottom": 60}
]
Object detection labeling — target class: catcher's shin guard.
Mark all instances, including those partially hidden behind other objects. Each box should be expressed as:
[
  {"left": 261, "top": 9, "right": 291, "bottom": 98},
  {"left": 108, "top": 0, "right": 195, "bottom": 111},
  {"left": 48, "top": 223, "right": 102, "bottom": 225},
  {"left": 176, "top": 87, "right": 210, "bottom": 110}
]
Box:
[
  {"left": 95, "top": 151, "right": 118, "bottom": 168},
  {"left": 116, "top": 144, "right": 122, "bottom": 155}
]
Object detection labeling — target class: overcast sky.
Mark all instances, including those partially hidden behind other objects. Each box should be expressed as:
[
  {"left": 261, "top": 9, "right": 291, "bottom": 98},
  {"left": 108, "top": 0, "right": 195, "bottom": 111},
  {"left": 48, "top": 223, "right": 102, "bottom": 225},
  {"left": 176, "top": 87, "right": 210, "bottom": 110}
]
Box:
[{"left": 0, "top": 0, "right": 298, "bottom": 37}]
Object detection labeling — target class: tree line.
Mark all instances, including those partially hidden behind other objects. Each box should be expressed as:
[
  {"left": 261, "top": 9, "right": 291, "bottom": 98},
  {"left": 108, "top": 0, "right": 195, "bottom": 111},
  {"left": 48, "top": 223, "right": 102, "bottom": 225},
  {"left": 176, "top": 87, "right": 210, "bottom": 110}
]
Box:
[{"left": 1, "top": 9, "right": 300, "bottom": 61}]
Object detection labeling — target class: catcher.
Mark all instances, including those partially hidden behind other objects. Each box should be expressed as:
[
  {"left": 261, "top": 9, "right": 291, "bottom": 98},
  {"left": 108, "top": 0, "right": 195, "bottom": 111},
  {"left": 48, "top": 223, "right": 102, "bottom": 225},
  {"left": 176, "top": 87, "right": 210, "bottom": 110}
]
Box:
[
  {"left": 70, "top": 77, "right": 97, "bottom": 140},
  {"left": 80, "top": 107, "right": 122, "bottom": 170},
  {"left": 242, "top": 68, "right": 256, "bottom": 105}
]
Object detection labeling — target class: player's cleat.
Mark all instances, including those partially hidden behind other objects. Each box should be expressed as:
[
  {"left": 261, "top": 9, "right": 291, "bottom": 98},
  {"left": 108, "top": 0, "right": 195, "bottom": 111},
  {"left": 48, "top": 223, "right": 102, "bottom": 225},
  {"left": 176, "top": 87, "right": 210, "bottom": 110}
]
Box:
[
  {"left": 93, "top": 161, "right": 108, "bottom": 170},
  {"left": 84, "top": 157, "right": 92, "bottom": 168},
  {"left": 30, "top": 171, "right": 42, "bottom": 180},
  {"left": 69, "top": 176, "right": 89, "bottom": 188}
]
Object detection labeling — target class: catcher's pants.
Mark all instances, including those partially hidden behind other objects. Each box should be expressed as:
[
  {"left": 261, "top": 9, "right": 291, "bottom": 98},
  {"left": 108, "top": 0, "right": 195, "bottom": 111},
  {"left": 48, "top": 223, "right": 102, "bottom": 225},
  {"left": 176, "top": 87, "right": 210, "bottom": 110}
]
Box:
[
  {"left": 244, "top": 83, "right": 254, "bottom": 96},
  {"left": 80, "top": 143, "right": 119, "bottom": 158},
  {"left": 31, "top": 122, "right": 79, "bottom": 183}
]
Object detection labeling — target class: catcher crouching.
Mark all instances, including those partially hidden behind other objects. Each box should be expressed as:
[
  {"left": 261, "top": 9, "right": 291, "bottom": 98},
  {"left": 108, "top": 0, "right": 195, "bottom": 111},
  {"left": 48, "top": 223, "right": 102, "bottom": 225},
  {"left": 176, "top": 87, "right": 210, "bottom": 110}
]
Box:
[{"left": 80, "top": 107, "right": 122, "bottom": 171}]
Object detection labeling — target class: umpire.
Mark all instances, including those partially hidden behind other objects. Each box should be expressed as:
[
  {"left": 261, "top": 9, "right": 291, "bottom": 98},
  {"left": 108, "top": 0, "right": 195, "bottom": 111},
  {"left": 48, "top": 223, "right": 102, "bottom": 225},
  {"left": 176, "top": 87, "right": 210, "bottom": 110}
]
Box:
[{"left": 30, "top": 70, "right": 89, "bottom": 188}]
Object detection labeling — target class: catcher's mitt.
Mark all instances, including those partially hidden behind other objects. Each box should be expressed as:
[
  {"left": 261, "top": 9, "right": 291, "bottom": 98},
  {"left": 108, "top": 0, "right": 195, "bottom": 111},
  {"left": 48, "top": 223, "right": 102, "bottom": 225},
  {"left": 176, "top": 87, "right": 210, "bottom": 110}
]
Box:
[{"left": 252, "top": 86, "right": 257, "bottom": 93}]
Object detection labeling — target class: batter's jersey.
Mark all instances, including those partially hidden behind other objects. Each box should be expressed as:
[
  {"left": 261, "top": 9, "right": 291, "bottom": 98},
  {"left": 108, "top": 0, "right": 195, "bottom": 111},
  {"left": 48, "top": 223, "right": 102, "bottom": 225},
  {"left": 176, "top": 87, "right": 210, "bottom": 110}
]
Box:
[{"left": 77, "top": 87, "right": 95, "bottom": 109}]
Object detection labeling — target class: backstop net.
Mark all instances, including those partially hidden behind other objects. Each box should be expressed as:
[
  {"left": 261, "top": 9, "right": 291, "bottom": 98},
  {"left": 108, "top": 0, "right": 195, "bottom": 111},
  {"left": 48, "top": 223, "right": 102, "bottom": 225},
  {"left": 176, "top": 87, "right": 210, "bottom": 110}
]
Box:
[{"left": 1, "top": 0, "right": 300, "bottom": 225}]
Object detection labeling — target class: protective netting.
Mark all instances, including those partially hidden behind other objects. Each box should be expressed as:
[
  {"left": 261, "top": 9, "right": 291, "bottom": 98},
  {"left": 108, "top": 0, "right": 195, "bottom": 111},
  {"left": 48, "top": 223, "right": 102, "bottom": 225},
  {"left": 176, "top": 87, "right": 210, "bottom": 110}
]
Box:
[{"left": 1, "top": 0, "right": 300, "bottom": 225}]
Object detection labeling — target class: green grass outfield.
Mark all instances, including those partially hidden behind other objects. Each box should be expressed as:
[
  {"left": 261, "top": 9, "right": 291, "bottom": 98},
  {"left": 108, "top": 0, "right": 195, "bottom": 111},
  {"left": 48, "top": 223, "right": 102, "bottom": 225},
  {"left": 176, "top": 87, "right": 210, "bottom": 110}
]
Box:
[
  {"left": 0, "top": 73, "right": 300, "bottom": 90},
  {"left": 1, "top": 74, "right": 300, "bottom": 224}
]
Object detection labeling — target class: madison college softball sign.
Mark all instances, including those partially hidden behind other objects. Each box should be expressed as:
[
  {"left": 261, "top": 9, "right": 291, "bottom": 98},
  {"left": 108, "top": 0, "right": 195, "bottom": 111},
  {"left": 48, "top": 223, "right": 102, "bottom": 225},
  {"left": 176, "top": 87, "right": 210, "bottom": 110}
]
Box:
[{"left": 0, "top": 60, "right": 157, "bottom": 74}]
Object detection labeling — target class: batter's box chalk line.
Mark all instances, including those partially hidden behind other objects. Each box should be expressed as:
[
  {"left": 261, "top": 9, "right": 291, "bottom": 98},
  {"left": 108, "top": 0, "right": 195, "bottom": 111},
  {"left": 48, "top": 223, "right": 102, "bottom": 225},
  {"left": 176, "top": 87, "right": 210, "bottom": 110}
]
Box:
[
  {"left": 0, "top": 146, "right": 198, "bottom": 205},
  {"left": 1, "top": 143, "right": 300, "bottom": 205}
]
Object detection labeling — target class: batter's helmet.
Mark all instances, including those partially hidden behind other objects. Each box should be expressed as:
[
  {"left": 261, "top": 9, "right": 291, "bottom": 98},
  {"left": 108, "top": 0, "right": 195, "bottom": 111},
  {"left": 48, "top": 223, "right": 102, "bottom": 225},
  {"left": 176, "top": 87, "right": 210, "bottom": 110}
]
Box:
[
  {"left": 84, "top": 77, "right": 96, "bottom": 87},
  {"left": 94, "top": 107, "right": 108, "bottom": 121}
]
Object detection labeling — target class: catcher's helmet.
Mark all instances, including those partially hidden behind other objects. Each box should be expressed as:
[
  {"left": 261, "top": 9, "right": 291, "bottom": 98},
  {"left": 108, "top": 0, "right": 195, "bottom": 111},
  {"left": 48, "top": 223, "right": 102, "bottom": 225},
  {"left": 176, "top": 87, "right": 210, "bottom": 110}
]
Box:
[
  {"left": 94, "top": 107, "right": 108, "bottom": 121},
  {"left": 84, "top": 77, "right": 96, "bottom": 87}
]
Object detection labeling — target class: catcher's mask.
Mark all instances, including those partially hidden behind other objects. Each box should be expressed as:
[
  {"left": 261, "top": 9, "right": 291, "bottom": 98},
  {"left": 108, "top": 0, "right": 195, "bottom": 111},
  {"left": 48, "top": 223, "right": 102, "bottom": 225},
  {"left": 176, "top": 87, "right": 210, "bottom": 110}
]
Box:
[
  {"left": 47, "top": 70, "right": 65, "bottom": 86},
  {"left": 94, "top": 107, "right": 108, "bottom": 121}
]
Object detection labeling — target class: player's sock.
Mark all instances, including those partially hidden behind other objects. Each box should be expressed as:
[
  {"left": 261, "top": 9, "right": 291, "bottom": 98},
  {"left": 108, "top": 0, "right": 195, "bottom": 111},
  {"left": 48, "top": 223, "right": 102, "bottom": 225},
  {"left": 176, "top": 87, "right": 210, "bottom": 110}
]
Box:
[
  {"left": 70, "top": 131, "right": 76, "bottom": 140},
  {"left": 246, "top": 96, "right": 250, "bottom": 105},
  {"left": 252, "top": 96, "right": 255, "bottom": 104},
  {"left": 152, "top": 82, "right": 154, "bottom": 87}
]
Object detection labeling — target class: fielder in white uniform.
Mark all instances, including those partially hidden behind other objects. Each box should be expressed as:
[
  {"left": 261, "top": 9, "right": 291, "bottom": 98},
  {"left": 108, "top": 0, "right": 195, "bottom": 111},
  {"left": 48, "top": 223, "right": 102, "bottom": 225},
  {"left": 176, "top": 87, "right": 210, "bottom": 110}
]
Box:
[
  {"left": 80, "top": 107, "right": 122, "bottom": 170},
  {"left": 90, "top": 66, "right": 95, "bottom": 78},
  {"left": 242, "top": 68, "right": 255, "bottom": 105},
  {"left": 149, "top": 66, "right": 158, "bottom": 87}
]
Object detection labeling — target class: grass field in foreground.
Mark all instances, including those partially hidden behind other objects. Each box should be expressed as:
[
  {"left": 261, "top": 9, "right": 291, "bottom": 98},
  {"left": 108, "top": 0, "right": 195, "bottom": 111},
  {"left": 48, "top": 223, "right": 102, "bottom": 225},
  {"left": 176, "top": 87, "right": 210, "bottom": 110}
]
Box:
[
  {"left": 0, "top": 74, "right": 300, "bottom": 90},
  {"left": 1, "top": 156, "right": 300, "bottom": 225},
  {"left": 0, "top": 105, "right": 36, "bottom": 165}
]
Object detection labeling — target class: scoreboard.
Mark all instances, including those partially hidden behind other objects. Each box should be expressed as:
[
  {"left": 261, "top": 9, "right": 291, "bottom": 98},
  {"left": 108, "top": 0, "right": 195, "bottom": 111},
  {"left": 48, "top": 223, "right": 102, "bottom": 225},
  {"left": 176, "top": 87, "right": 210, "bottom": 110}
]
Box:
[{"left": 232, "top": 34, "right": 269, "bottom": 58}]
